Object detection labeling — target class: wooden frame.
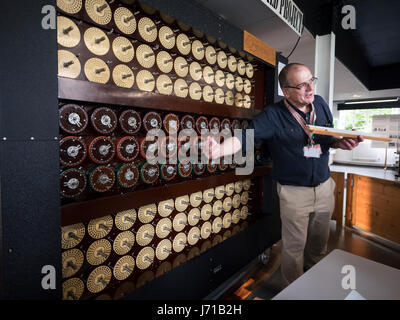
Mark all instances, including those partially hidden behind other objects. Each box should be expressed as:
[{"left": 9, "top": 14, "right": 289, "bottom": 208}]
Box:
[
  {"left": 345, "top": 174, "right": 400, "bottom": 244},
  {"left": 62, "top": 165, "right": 272, "bottom": 226},
  {"left": 330, "top": 171, "right": 345, "bottom": 225}
]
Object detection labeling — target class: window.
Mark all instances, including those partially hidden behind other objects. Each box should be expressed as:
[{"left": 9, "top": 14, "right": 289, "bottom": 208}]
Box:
[{"left": 338, "top": 107, "right": 400, "bottom": 131}]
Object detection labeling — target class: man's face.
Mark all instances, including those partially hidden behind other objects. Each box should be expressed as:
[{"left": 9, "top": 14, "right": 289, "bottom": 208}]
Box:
[{"left": 282, "top": 66, "right": 315, "bottom": 107}]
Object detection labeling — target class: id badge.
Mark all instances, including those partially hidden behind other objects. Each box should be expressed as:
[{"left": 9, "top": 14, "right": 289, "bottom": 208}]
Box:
[{"left": 303, "top": 144, "right": 322, "bottom": 158}]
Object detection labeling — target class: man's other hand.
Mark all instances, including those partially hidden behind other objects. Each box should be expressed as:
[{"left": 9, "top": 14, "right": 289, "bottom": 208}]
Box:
[{"left": 334, "top": 135, "right": 364, "bottom": 150}]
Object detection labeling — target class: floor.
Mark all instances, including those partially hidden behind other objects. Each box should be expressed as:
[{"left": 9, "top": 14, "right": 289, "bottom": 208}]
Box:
[{"left": 219, "top": 221, "right": 400, "bottom": 300}]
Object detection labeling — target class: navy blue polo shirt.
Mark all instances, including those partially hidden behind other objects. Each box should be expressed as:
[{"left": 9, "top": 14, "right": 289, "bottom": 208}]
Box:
[{"left": 241, "top": 95, "right": 334, "bottom": 187}]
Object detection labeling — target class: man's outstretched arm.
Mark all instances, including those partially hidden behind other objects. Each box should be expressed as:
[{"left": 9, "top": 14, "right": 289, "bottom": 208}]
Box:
[{"left": 204, "top": 136, "right": 242, "bottom": 160}]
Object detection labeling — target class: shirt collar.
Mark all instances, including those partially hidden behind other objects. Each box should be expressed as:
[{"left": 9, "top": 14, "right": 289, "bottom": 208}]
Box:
[{"left": 285, "top": 99, "right": 310, "bottom": 116}]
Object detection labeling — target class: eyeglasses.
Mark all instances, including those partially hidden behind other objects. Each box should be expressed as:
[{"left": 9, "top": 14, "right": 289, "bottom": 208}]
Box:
[{"left": 284, "top": 77, "right": 318, "bottom": 90}]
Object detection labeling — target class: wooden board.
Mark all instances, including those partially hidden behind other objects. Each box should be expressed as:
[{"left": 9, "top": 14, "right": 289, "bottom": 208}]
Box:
[
  {"left": 307, "top": 125, "right": 392, "bottom": 142},
  {"left": 61, "top": 165, "right": 272, "bottom": 226},
  {"left": 59, "top": 78, "right": 262, "bottom": 119},
  {"left": 243, "top": 30, "right": 276, "bottom": 66}
]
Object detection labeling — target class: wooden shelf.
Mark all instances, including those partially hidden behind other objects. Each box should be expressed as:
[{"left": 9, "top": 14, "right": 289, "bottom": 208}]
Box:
[
  {"left": 61, "top": 165, "right": 272, "bottom": 226},
  {"left": 58, "top": 78, "right": 261, "bottom": 119}
]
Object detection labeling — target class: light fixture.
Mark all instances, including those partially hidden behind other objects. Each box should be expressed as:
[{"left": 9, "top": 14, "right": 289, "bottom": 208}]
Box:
[{"left": 344, "top": 97, "right": 399, "bottom": 105}]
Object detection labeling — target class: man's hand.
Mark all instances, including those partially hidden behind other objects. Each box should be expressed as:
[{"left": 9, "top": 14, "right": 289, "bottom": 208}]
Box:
[
  {"left": 203, "top": 136, "right": 221, "bottom": 160},
  {"left": 333, "top": 135, "right": 364, "bottom": 150},
  {"left": 203, "top": 136, "right": 242, "bottom": 160}
]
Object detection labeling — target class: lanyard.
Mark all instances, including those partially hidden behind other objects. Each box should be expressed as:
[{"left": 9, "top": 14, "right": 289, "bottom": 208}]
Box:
[{"left": 283, "top": 98, "right": 317, "bottom": 145}]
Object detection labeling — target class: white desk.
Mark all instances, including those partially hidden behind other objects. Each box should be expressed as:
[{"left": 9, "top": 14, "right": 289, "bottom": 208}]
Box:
[
  {"left": 273, "top": 249, "right": 400, "bottom": 300},
  {"left": 330, "top": 164, "right": 398, "bottom": 182}
]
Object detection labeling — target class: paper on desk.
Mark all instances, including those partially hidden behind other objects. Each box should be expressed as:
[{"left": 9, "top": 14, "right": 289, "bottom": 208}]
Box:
[{"left": 344, "top": 289, "right": 367, "bottom": 300}]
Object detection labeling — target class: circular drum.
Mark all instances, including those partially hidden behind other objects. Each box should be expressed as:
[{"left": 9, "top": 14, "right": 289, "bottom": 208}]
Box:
[
  {"left": 116, "top": 136, "right": 139, "bottom": 162},
  {"left": 112, "top": 36, "right": 135, "bottom": 63},
  {"left": 177, "top": 161, "right": 192, "bottom": 178},
  {"left": 159, "top": 136, "right": 178, "bottom": 159},
  {"left": 139, "top": 136, "right": 159, "bottom": 162},
  {"left": 57, "top": 16, "right": 81, "bottom": 48},
  {"left": 192, "top": 163, "right": 206, "bottom": 176},
  {"left": 115, "top": 163, "right": 139, "bottom": 188},
  {"left": 60, "top": 168, "right": 87, "bottom": 198},
  {"left": 158, "top": 25, "right": 175, "bottom": 49},
  {"left": 187, "top": 227, "right": 201, "bottom": 246},
  {"left": 218, "top": 158, "right": 228, "bottom": 171},
  {"left": 88, "top": 136, "right": 115, "bottom": 164},
  {"left": 114, "top": 7, "right": 136, "bottom": 35},
  {"left": 91, "top": 107, "right": 118, "bottom": 134},
  {"left": 58, "top": 49, "right": 82, "bottom": 79},
  {"left": 221, "top": 118, "right": 231, "bottom": 131},
  {"left": 209, "top": 117, "right": 221, "bottom": 132},
  {"left": 159, "top": 163, "right": 177, "bottom": 181},
  {"left": 59, "top": 104, "right": 88, "bottom": 134},
  {"left": 192, "top": 136, "right": 206, "bottom": 156},
  {"left": 139, "top": 161, "right": 160, "bottom": 184},
  {"left": 206, "top": 162, "right": 218, "bottom": 173},
  {"left": 231, "top": 119, "right": 241, "bottom": 131},
  {"left": 180, "top": 115, "right": 195, "bottom": 131},
  {"left": 119, "top": 109, "right": 141, "bottom": 134},
  {"left": 138, "top": 17, "right": 158, "bottom": 43},
  {"left": 195, "top": 116, "right": 209, "bottom": 134},
  {"left": 88, "top": 166, "right": 115, "bottom": 192},
  {"left": 142, "top": 111, "right": 162, "bottom": 132},
  {"left": 163, "top": 113, "right": 179, "bottom": 135},
  {"left": 177, "top": 136, "right": 192, "bottom": 158},
  {"left": 60, "top": 136, "right": 87, "bottom": 167}
]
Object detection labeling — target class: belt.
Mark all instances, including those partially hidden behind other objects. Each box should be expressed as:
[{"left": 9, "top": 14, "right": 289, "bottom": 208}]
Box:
[{"left": 308, "top": 183, "right": 320, "bottom": 188}]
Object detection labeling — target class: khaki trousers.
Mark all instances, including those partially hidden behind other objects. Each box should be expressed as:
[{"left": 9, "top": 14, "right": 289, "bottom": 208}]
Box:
[{"left": 277, "top": 177, "right": 336, "bottom": 286}]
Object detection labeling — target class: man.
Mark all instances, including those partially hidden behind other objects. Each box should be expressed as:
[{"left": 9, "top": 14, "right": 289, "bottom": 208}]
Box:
[{"left": 205, "top": 63, "right": 364, "bottom": 286}]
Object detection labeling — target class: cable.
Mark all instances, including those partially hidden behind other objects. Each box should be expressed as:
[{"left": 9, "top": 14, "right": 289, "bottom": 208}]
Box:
[{"left": 286, "top": 24, "right": 305, "bottom": 59}]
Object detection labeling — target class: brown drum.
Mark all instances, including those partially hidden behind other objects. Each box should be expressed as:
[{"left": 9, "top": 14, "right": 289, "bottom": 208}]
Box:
[
  {"left": 116, "top": 136, "right": 139, "bottom": 162},
  {"left": 163, "top": 113, "right": 180, "bottom": 135},
  {"left": 116, "top": 163, "right": 139, "bottom": 188},
  {"left": 60, "top": 136, "right": 87, "bottom": 167},
  {"left": 88, "top": 166, "right": 115, "bottom": 192},
  {"left": 209, "top": 117, "right": 220, "bottom": 132},
  {"left": 119, "top": 109, "right": 142, "bottom": 134},
  {"left": 143, "top": 111, "right": 162, "bottom": 132},
  {"left": 180, "top": 114, "right": 195, "bottom": 130},
  {"left": 139, "top": 161, "right": 160, "bottom": 184},
  {"left": 59, "top": 104, "right": 89, "bottom": 135},
  {"left": 88, "top": 136, "right": 115, "bottom": 164},
  {"left": 195, "top": 116, "right": 209, "bottom": 134},
  {"left": 159, "top": 163, "right": 177, "bottom": 181},
  {"left": 60, "top": 168, "right": 87, "bottom": 198},
  {"left": 91, "top": 107, "right": 118, "bottom": 134}
]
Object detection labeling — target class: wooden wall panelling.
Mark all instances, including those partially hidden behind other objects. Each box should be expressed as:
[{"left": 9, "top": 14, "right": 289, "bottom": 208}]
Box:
[
  {"left": 330, "top": 171, "right": 345, "bottom": 225},
  {"left": 350, "top": 175, "right": 400, "bottom": 244},
  {"left": 345, "top": 173, "right": 354, "bottom": 228}
]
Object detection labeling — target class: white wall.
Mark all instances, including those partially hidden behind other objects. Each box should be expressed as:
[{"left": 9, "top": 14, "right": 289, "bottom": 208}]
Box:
[{"left": 333, "top": 142, "right": 398, "bottom": 167}]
